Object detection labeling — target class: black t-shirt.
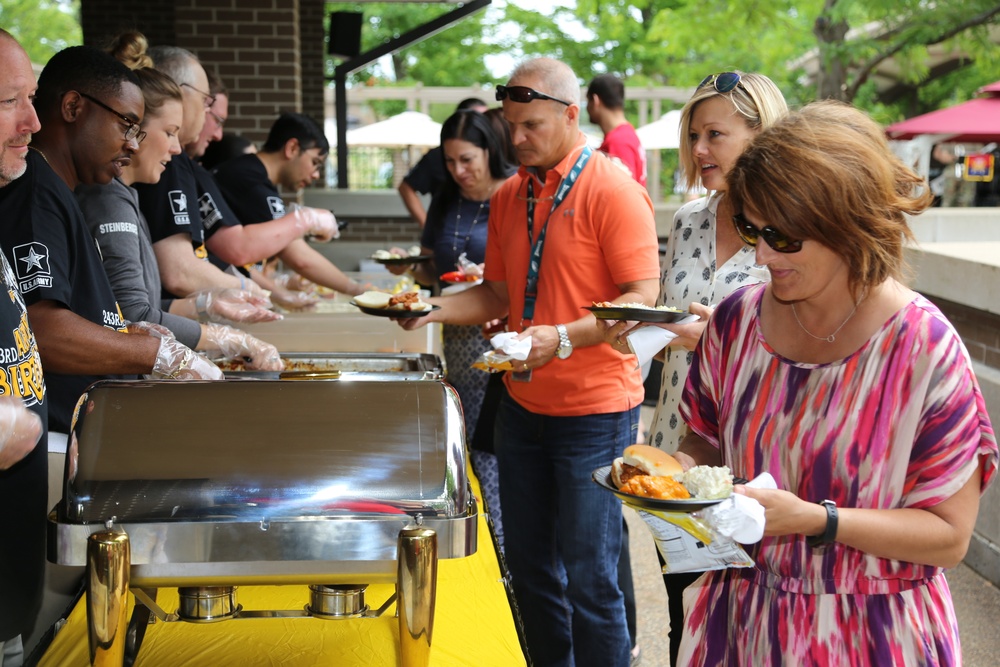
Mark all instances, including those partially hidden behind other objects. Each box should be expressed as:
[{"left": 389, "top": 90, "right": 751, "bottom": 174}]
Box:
[
  {"left": 0, "top": 151, "right": 128, "bottom": 434},
  {"left": 213, "top": 153, "right": 287, "bottom": 226},
  {"left": 404, "top": 146, "right": 446, "bottom": 195},
  {"left": 134, "top": 153, "right": 205, "bottom": 249},
  {"left": 191, "top": 161, "right": 242, "bottom": 270},
  {"left": 0, "top": 239, "right": 48, "bottom": 639}
]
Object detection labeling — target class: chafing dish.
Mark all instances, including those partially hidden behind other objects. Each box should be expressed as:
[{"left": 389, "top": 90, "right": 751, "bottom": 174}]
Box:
[
  {"left": 48, "top": 379, "right": 476, "bottom": 666},
  {"left": 218, "top": 351, "right": 443, "bottom": 381}
]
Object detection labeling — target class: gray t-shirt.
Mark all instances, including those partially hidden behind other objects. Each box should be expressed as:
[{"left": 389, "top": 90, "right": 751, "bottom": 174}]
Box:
[{"left": 76, "top": 178, "right": 202, "bottom": 347}]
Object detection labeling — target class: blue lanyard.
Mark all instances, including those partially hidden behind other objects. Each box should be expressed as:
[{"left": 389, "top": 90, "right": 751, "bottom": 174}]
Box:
[{"left": 522, "top": 145, "right": 592, "bottom": 323}]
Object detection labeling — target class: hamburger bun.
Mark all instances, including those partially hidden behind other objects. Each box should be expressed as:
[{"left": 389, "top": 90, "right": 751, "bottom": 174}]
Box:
[
  {"left": 623, "top": 444, "right": 683, "bottom": 477},
  {"left": 354, "top": 291, "right": 392, "bottom": 309},
  {"left": 611, "top": 444, "right": 684, "bottom": 488}
]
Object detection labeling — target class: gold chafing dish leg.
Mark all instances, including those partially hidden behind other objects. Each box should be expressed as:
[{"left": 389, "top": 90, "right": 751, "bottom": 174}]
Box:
[
  {"left": 397, "top": 524, "right": 437, "bottom": 667},
  {"left": 86, "top": 523, "right": 130, "bottom": 667}
]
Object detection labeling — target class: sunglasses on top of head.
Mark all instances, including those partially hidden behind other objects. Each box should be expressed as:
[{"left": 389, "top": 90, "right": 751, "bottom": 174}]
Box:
[
  {"left": 698, "top": 71, "right": 744, "bottom": 94},
  {"left": 732, "top": 213, "right": 803, "bottom": 253},
  {"left": 495, "top": 84, "right": 571, "bottom": 107}
]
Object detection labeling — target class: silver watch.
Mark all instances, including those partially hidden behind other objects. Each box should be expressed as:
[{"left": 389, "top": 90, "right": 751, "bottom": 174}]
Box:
[{"left": 555, "top": 324, "right": 573, "bottom": 359}]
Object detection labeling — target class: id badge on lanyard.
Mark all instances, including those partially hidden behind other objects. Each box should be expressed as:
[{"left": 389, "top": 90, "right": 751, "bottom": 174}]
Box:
[{"left": 514, "top": 146, "right": 593, "bottom": 382}]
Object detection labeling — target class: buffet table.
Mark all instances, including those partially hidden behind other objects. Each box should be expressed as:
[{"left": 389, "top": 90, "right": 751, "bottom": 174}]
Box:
[{"left": 37, "top": 472, "right": 524, "bottom": 667}]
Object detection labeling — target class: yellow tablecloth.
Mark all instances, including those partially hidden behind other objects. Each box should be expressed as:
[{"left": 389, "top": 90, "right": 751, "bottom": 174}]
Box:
[{"left": 38, "top": 474, "right": 524, "bottom": 666}]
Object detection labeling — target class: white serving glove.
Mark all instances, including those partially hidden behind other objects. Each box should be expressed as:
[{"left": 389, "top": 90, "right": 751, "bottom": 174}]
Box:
[
  {"left": 0, "top": 396, "right": 43, "bottom": 470},
  {"left": 201, "top": 323, "right": 284, "bottom": 371},
  {"left": 288, "top": 203, "right": 338, "bottom": 241},
  {"left": 192, "top": 288, "right": 283, "bottom": 324}
]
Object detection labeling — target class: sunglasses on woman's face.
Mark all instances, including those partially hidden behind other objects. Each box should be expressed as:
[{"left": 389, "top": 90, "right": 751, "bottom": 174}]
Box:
[
  {"left": 495, "top": 84, "right": 571, "bottom": 107},
  {"left": 698, "top": 71, "right": 743, "bottom": 94},
  {"left": 732, "top": 214, "right": 803, "bottom": 253}
]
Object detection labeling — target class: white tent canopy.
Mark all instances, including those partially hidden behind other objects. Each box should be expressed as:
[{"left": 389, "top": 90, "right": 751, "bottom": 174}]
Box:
[
  {"left": 636, "top": 109, "right": 682, "bottom": 150},
  {"left": 346, "top": 111, "right": 442, "bottom": 148}
]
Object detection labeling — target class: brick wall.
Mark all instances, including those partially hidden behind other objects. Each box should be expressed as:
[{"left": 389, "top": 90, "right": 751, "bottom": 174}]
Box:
[
  {"left": 336, "top": 218, "right": 422, "bottom": 245},
  {"left": 80, "top": 0, "right": 177, "bottom": 48},
  {"left": 81, "top": 0, "right": 305, "bottom": 147},
  {"left": 929, "top": 296, "right": 1000, "bottom": 370},
  {"left": 300, "top": 0, "right": 326, "bottom": 127}
]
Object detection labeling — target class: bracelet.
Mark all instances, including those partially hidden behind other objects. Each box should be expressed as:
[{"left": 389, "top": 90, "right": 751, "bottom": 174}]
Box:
[
  {"left": 195, "top": 292, "right": 209, "bottom": 321},
  {"left": 806, "top": 499, "right": 838, "bottom": 548}
]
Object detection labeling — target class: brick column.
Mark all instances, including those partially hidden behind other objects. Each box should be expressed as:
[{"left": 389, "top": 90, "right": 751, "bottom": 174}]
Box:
[
  {"left": 300, "top": 0, "right": 327, "bottom": 128},
  {"left": 80, "top": 0, "right": 177, "bottom": 48}
]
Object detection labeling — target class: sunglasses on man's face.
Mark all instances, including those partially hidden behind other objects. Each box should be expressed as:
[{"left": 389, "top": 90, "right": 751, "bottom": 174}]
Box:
[
  {"left": 732, "top": 213, "right": 803, "bottom": 253},
  {"left": 698, "top": 71, "right": 743, "bottom": 94},
  {"left": 495, "top": 85, "right": 571, "bottom": 107}
]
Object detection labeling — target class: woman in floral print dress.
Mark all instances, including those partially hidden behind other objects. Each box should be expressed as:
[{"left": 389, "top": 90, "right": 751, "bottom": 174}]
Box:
[{"left": 674, "top": 101, "right": 998, "bottom": 666}]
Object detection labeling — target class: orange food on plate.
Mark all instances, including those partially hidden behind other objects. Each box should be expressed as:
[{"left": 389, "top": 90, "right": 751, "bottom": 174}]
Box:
[
  {"left": 440, "top": 271, "right": 479, "bottom": 283},
  {"left": 619, "top": 475, "right": 691, "bottom": 500}
]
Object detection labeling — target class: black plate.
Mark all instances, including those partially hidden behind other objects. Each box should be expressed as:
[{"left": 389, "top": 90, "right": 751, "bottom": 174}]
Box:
[
  {"left": 584, "top": 306, "right": 691, "bottom": 323},
  {"left": 591, "top": 465, "right": 728, "bottom": 512},
  {"left": 350, "top": 301, "right": 440, "bottom": 318},
  {"left": 371, "top": 255, "right": 434, "bottom": 266}
]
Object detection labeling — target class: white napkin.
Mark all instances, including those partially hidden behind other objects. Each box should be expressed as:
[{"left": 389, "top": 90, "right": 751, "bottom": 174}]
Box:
[
  {"left": 490, "top": 332, "right": 532, "bottom": 360},
  {"left": 703, "top": 472, "right": 776, "bottom": 544},
  {"left": 625, "top": 314, "right": 700, "bottom": 369}
]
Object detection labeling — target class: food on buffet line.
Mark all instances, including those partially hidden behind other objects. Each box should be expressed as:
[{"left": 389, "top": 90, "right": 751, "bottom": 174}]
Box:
[
  {"left": 611, "top": 444, "right": 733, "bottom": 501},
  {"left": 592, "top": 300, "right": 683, "bottom": 312},
  {"left": 372, "top": 245, "right": 422, "bottom": 260},
  {"left": 354, "top": 290, "right": 432, "bottom": 312},
  {"left": 440, "top": 270, "right": 482, "bottom": 283}
]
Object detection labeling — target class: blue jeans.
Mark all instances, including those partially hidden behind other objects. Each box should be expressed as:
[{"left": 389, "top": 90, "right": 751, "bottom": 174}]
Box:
[{"left": 495, "top": 389, "right": 638, "bottom": 667}]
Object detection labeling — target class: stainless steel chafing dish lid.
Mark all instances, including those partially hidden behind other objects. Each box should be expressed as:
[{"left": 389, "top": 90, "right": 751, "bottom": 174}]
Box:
[
  {"left": 60, "top": 379, "right": 468, "bottom": 524},
  {"left": 219, "top": 352, "right": 443, "bottom": 381}
]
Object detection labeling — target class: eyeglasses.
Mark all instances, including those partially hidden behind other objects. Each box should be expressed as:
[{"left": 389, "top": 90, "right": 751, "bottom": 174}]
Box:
[
  {"left": 496, "top": 84, "right": 571, "bottom": 107},
  {"left": 78, "top": 92, "right": 146, "bottom": 144},
  {"left": 732, "top": 213, "right": 803, "bottom": 253},
  {"left": 181, "top": 82, "right": 216, "bottom": 109},
  {"left": 698, "top": 72, "right": 743, "bottom": 94},
  {"left": 208, "top": 110, "right": 226, "bottom": 128}
]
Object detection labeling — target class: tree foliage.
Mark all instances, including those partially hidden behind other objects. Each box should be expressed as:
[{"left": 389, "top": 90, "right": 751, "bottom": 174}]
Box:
[
  {"left": 0, "top": 0, "right": 81, "bottom": 65},
  {"left": 330, "top": 0, "right": 1000, "bottom": 122}
]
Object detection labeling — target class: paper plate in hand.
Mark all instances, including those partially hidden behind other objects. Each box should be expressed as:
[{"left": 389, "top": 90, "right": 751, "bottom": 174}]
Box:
[
  {"left": 584, "top": 306, "right": 691, "bottom": 323},
  {"left": 591, "top": 465, "right": 727, "bottom": 512},
  {"left": 371, "top": 255, "right": 433, "bottom": 266},
  {"left": 350, "top": 302, "right": 440, "bottom": 318}
]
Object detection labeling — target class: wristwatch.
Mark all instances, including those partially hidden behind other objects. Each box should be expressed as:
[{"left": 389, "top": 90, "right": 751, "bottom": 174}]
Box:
[
  {"left": 555, "top": 324, "right": 573, "bottom": 359},
  {"left": 806, "top": 499, "right": 838, "bottom": 548}
]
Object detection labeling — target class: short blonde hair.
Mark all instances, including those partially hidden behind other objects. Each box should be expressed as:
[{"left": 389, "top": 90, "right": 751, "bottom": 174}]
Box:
[
  {"left": 727, "top": 100, "right": 933, "bottom": 300},
  {"left": 679, "top": 71, "right": 787, "bottom": 191},
  {"left": 509, "top": 57, "right": 580, "bottom": 107}
]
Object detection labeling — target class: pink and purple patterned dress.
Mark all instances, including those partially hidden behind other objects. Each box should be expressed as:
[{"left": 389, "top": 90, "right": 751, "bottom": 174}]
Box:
[{"left": 678, "top": 283, "right": 998, "bottom": 666}]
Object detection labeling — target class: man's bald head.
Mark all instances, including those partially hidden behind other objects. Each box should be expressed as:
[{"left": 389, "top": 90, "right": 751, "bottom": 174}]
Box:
[{"left": 0, "top": 29, "right": 42, "bottom": 187}]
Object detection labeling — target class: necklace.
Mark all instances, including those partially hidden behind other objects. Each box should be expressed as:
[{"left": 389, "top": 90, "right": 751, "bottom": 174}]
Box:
[
  {"left": 790, "top": 292, "right": 866, "bottom": 343},
  {"left": 452, "top": 197, "right": 487, "bottom": 255},
  {"left": 28, "top": 146, "right": 49, "bottom": 164}
]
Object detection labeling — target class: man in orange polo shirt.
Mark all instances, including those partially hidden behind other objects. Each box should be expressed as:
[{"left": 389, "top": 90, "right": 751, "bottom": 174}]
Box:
[{"left": 398, "top": 57, "right": 659, "bottom": 667}]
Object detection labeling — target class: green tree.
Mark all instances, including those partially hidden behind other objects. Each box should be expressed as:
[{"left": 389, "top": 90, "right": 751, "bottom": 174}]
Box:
[{"left": 0, "top": 0, "right": 81, "bottom": 65}]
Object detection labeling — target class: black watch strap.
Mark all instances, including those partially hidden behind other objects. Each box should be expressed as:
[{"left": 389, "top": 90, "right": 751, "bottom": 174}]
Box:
[{"left": 806, "top": 499, "right": 838, "bottom": 548}]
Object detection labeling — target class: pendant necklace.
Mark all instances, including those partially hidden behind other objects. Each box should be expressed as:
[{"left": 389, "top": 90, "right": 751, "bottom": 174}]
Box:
[
  {"left": 790, "top": 291, "right": 866, "bottom": 343},
  {"left": 452, "top": 186, "right": 493, "bottom": 256}
]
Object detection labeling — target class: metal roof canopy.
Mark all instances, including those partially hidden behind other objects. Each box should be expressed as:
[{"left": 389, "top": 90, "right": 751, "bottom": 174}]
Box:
[{"left": 331, "top": 0, "right": 492, "bottom": 189}]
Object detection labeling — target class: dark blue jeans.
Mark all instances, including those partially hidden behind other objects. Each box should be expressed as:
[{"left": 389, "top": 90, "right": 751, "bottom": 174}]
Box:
[{"left": 495, "top": 389, "right": 638, "bottom": 667}]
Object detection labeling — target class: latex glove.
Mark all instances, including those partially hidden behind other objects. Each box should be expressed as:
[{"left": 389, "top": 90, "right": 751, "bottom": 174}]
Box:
[
  {"left": 289, "top": 203, "right": 338, "bottom": 241},
  {"left": 127, "top": 320, "right": 175, "bottom": 339},
  {"left": 192, "top": 289, "right": 283, "bottom": 324},
  {"left": 202, "top": 323, "right": 284, "bottom": 371},
  {"left": 270, "top": 287, "right": 319, "bottom": 312},
  {"left": 0, "top": 396, "right": 43, "bottom": 470},
  {"left": 149, "top": 336, "right": 224, "bottom": 380}
]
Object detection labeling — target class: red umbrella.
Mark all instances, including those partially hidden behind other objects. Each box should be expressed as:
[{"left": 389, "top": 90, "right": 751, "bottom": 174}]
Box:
[{"left": 885, "top": 81, "right": 1000, "bottom": 143}]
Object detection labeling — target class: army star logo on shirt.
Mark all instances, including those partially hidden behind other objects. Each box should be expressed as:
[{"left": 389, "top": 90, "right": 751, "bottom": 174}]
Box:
[
  {"left": 13, "top": 242, "right": 52, "bottom": 293},
  {"left": 169, "top": 190, "right": 191, "bottom": 225},
  {"left": 267, "top": 196, "right": 285, "bottom": 219}
]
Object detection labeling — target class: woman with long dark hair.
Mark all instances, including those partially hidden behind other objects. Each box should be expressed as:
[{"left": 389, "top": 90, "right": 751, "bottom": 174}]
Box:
[{"left": 391, "top": 110, "right": 515, "bottom": 545}]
